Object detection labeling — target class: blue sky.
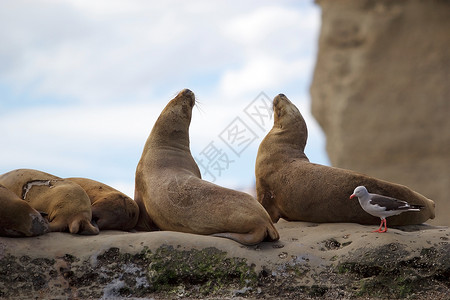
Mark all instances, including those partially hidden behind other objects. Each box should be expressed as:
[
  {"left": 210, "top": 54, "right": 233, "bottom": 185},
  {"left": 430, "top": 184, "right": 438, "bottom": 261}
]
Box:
[{"left": 0, "top": 0, "right": 329, "bottom": 197}]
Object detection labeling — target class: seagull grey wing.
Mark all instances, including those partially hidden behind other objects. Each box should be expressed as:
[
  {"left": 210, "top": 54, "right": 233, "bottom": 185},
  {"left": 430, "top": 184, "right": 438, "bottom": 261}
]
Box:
[{"left": 369, "top": 195, "right": 410, "bottom": 211}]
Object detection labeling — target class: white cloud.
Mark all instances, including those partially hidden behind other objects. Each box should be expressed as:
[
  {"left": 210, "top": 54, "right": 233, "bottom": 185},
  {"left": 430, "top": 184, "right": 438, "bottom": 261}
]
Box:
[
  {"left": 219, "top": 56, "right": 313, "bottom": 98},
  {"left": 107, "top": 181, "right": 136, "bottom": 199},
  {"left": 217, "top": 4, "right": 320, "bottom": 100},
  {"left": 0, "top": 0, "right": 243, "bottom": 104},
  {"left": 222, "top": 5, "right": 319, "bottom": 57},
  {"left": 0, "top": 1, "right": 320, "bottom": 105},
  {"left": 0, "top": 1, "right": 327, "bottom": 193},
  {"left": 1, "top": 102, "right": 161, "bottom": 144}
]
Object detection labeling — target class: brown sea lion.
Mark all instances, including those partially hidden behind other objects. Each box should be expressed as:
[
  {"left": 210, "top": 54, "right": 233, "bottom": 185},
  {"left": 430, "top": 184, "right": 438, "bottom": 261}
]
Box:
[
  {"left": 255, "top": 94, "right": 435, "bottom": 225},
  {"left": 0, "top": 169, "right": 99, "bottom": 235},
  {"left": 66, "top": 177, "right": 139, "bottom": 231},
  {"left": 0, "top": 184, "right": 49, "bottom": 237},
  {"left": 134, "top": 89, "right": 279, "bottom": 245}
]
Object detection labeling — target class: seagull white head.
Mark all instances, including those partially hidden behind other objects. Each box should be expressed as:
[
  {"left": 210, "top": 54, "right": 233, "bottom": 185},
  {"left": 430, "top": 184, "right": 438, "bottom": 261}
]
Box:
[{"left": 350, "top": 186, "right": 368, "bottom": 199}]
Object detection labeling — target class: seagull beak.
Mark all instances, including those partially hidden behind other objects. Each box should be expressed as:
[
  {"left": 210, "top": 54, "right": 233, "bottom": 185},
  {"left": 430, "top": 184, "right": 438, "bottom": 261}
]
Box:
[{"left": 349, "top": 194, "right": 355, "bottom": 199}]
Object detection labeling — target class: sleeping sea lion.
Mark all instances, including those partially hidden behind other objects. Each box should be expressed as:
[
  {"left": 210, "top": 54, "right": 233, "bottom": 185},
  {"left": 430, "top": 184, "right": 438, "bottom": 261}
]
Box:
[
  {"left": 0, "top": 184, "right": 49, "bottom": 237},
  {"left": 67, "top": 177, "right": 139, "bottom": 231},
  {"left": 0, "top": 169, "right": 99, "bottom": 235}
]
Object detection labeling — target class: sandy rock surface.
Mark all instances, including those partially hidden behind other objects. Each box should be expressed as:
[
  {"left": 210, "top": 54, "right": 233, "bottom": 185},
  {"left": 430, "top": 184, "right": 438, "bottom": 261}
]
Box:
[{"left": 1, "top": 221, "right": 449, "bottom": 299}]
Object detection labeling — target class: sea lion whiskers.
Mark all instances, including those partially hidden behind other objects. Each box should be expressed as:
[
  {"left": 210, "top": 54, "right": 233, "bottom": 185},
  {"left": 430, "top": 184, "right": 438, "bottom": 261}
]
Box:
[{"left": 193, "top": 97, "right": 205, "bottom": 115}]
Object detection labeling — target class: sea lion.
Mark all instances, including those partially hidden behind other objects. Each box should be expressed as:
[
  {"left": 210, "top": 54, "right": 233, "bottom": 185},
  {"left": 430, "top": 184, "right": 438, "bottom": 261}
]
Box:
[
  {"left": 134, "top": 89, "right": 279, "bottom": 245},
  {"left": 0, "top": 169, "right": 99, "bottom": 235},
  {"left": 255, "top": 94, "right": 435, "bottom": 225},
  {"left": 66, "top": 177, "right": 139, "bottom": 231},
  {"left": 0, "top": 184, "right": 49, "bottom": 237}
]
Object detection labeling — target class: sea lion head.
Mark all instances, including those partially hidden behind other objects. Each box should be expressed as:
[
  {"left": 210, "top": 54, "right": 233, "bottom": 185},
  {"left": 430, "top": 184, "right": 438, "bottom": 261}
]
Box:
[
  {"left": 0, "top": 184, "right": 49, "bottom": 237},
  {"left": 163, "top": 88, "right": 196, "bottom": 117},
  {"left": 91, "top": 193, "right": 139, "bottom": 230},
  {"left": 30, "top": 211, "right": 50, "bottom": 236},
  {"left": 149, "top": 89, "right": 196, "bottom": 149},
  {"left": 272, "top": 93, "right": 308, "bottom": 151}
]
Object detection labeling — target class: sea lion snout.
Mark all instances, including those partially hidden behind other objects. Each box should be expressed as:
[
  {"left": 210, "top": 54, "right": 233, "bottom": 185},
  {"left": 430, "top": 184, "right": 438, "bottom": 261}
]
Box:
[
  {"left": 273, "top": 95, "right": 282, "bottom": 108},
  {"left": 274, "top": 93, "right": 289, "bottom": 103},
  {"left": 30, "top": 213, "right": 50, "bottom": 235},
  {"left": 174, "top": 89, "right": 196, "bottom": 110},
  {"left": 179, "top": 88, "right": 194, "bottom": 97},
  {"left": 178, "top": 88, "right": 195, "bottom": 105},
  {"left": 273, "top": 94, "right": 292, "bottom": 111}
]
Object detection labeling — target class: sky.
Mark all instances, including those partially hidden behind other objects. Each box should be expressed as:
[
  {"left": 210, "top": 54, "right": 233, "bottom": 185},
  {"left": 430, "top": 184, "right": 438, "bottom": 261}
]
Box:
[{"left": 0, "top": 0, "right": 329, "bottom": 197}]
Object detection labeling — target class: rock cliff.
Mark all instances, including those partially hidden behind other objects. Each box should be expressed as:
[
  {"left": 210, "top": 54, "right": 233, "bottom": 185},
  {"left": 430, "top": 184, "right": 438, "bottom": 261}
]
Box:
[{"left": 310, "top": 0, "right": 450, "bottom": 225}]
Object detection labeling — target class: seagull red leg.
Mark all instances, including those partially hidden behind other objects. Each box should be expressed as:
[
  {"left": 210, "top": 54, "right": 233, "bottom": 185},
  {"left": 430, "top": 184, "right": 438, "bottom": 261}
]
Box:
[
  {"left": 380, "top": 219, "right": 388, "bottom": 233},
  {"left": 373, "top": 219, "right": 384, "bottom": 232}
]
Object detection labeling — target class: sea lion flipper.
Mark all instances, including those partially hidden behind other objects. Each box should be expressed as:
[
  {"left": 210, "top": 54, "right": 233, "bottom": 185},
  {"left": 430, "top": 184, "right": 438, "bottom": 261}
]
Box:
[
  {"left": 48, "top": 220, "right": 67, "bottom": 232},
  {"left": 212, "top": 226, "right": 279, "bottom": 246},
  {"left": 265, "top": 224, "right": 280, "bottom": 242},
  {"left": 68, "top": 218, "right": 99, "bottom": 235},
  {"left": 78, "top": 219, "right": 100, "bottom": 235},
  {"left": 212, "top": 232, "right": 259, "bottom": 245}
]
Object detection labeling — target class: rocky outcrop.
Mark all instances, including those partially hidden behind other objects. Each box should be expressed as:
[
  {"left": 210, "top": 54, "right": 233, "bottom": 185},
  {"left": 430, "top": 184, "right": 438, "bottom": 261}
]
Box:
[
  {"left": 0, "top": 223, "right": 449, "bottom": 299},
  {"left": 310, "top": 0, "right": 450, "bottom": 225}
]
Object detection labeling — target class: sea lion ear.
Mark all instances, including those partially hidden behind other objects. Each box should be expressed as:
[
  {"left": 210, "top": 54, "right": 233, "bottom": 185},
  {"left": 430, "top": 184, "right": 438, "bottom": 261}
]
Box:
[{"left": 39, "top": 211, "right": 49, "bottom": 218}]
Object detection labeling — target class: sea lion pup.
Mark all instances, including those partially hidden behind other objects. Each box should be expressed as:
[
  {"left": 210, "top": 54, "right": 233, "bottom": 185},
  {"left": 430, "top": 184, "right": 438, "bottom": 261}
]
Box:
[
  {"left": 66, "top": 177, "right": 139, "bottom": 231},
  {"left": 0, "top": 169, "right": 99, "bottom": 235},
  {"left": 0, "top": 184, "right": 49, "bottom": 237},
  {"left": 255, "top": 94, "right": 435, "bottom": 225},
  {"left": 134, "top": 89, "right": 279, "bottom": 245}
]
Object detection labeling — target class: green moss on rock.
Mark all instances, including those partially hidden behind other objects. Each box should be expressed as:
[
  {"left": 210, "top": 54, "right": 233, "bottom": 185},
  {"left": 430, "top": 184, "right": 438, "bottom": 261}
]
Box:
[
  {"left": 143, "top": 245, "right": 257, "bottom": 295},
  {"left": 1, "top": 240, "right": 448, "bottom": 299},
  {"left": 336, "top": 244, "right": 450, "bottom": 298}
]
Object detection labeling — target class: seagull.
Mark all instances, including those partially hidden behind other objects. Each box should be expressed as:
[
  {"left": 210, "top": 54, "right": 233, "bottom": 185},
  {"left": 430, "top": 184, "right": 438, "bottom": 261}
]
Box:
[{"left": 349, "top": 186, "right": 424, "bottom": 232}]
